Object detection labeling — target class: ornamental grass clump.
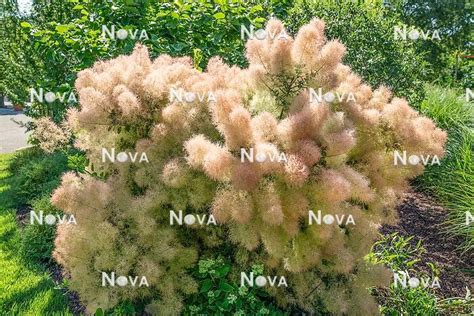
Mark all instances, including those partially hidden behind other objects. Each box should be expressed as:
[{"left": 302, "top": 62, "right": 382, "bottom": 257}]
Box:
[{"left": 51, "top": 18, "right": 446, "bottom": 314}]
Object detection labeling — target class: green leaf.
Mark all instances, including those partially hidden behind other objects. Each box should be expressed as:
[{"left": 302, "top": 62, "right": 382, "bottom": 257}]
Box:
[
  {"left": 193, "top": 48, "right": 203, "bottom": 71},
  {"left": 171, "top": 12, "right": 179, "bottom": 19},
  {"left": 219, "top": 280, "right": 233, "bottom": 292},
  {"left": 213, "top": 12, "right": 225, "bottom": 19},
  {"left": 20, "top": 22, "right": 32, "bottom": 28},
  {"left": 94, "top": 308, "right": 104, "bottom": 316},
  {"left": 72, "top": 4, "right": 84, "bottom": 10},
  {"left": 55, "top": 25, "right": 70, "bottom": 34},
  {"left": 250, "top": 5, "right": 263, "bottom": 13},
  {"left": 200, "top": 279, "right": 212, "bottom": 293},
  {"left": 217, "top": 265, "right": 230, "bottom": 277},
  {"left": 172, "top": 42, "right": 186, "bottom": 52}
]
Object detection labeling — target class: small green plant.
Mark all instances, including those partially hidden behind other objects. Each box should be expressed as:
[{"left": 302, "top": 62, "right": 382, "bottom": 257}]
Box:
[
  {"left": 9, "top": 148, "right": 69, "bottom": 206},
  {"left": 367, "top": 233, "right": 470, "bottom": 315},
  {"left": 379, "top": 286, "right": 438, "bottom": 316},
  {"left": 367, "top": 232, "right": 425, "bottom": 271},
  {"left": 20, "top": 196, "right": 59, "bottom": 266},
  {"left": 184, "top": 258, "right": 286, "bottom": 315},
  {"left": 437, "top": 289, "right": 474, "bottom": 315},
  {"left": 94, "top": 300, "right": 139, "bottom": 315},
  {"left": 67, "top": 152, "right": 88, "bottom": 174}
]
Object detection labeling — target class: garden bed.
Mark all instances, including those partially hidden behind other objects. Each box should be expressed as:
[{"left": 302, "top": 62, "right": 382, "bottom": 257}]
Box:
[
  {"left": 382, "top": 191, "right": 473, "bottom": 298},
  {"left": 1, "top": 1, "right": 471, "bottom": 314}
]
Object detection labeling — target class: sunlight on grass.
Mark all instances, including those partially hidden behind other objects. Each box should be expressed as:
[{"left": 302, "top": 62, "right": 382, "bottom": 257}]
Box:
[{"left": 0, "top": 153, "right": 72, "bottom": 315}]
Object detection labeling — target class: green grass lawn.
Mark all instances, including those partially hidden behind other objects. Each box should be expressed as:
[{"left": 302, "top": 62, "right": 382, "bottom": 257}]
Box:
[{"left": 0, "top": 153, "right": 72, "bottom": 315}]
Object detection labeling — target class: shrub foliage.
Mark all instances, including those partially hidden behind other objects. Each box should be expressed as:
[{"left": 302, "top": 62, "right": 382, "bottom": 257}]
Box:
[
  {"left": 9, "top": 148, "right": 69, "bottom": 206},
  {"left": 51, "top": 19, "right": 446, "bottom": 314}
]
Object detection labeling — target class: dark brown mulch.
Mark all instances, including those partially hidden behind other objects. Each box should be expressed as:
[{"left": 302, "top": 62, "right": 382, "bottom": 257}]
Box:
[
  {"left": 381, "top": 191, "right": 474, "bottom": 299},
  {"left": 48, "top": 263, "right": 87, "bottom": 316},
  {"left": 15, "top": 205, "right": 30, "bottom": 228}
]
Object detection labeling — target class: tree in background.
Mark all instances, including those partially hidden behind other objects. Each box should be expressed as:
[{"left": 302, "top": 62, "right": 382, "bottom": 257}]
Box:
[
  {"left": 0, "top": 0, "right": 36, "bottom": 106},
  {"left": 285, "top": 0, "right": 429, "bottom": 107},
  {"left": 1, "top": 0, "right": 291, "bottom": 120},
  {"left": 386, "top": 0, "right": 472, "bottom": 87}
]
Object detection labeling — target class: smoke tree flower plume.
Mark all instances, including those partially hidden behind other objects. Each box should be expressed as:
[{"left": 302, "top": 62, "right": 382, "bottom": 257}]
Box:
[
  {"left": 51, "top": 18, "right": 447, "bottom": 314},
  {"left": 30, "top": 117, "right": 71, "bottom": 153}
]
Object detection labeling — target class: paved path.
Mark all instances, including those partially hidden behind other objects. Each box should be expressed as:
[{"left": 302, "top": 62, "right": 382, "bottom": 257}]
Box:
[{"left": 0, "top": 108, "right": 32, "bottom": 154}]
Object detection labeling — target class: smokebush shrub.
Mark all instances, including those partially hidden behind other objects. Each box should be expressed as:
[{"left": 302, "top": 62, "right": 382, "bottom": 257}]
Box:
[{"left": 51, "top": 18, "right": 446, "bottom": 314}]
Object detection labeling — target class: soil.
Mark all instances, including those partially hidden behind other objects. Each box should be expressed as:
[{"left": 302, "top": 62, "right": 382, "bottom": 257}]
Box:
[
  {"left": 15, "top": 205, "right": 30, "bottom": 228},
  {"left": 49, "top": 263, "right": 87, "bottom": 316},
  {"left": 380, "top": 191, "right": 474, "bottom": 299}
]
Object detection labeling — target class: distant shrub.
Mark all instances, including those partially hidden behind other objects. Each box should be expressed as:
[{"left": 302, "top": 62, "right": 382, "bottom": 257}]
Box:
[
  {"left": 9, "top": 0, "right": 291, "bottom": 122},
  {"left": 285, "top": 0, "right": 428, "bottom": 107},
  {"left": 29, "top": 117, "right": 72, "bottom": 153}
]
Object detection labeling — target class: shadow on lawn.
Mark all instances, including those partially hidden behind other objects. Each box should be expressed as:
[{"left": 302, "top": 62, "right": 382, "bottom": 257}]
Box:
[
  {"left": 0, "top": 153, "right": 77, "bottom": 315},
  {"left": 1, "top": 278, "right": 53, "bottom": 311}
]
